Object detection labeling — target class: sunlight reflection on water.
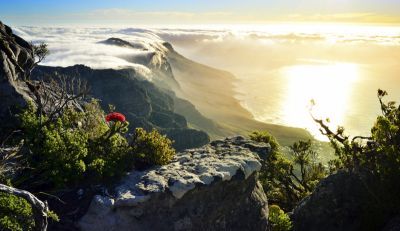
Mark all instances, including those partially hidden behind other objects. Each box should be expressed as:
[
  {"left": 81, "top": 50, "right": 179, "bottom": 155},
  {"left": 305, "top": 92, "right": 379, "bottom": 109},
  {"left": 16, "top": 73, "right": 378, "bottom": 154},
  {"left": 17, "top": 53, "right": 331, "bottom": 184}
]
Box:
[{"left": 280, "top": 62, "right": 359, "bottom": 140}]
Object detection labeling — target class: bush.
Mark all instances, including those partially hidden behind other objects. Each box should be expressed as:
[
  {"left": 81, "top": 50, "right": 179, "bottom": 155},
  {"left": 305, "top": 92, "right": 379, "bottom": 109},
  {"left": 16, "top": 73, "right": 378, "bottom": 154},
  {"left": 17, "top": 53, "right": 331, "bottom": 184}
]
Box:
[
  {"left": 268, "top": 205, "right": 292, "bottom": 231},
  {"left": 250, "top": 131, "right": 326, "bottom": 211},
  {"left": 20, "top": 104, "right": 88, "bottom": 187},
  {"left": 131, "top": 128, "right": 175, "bottom": 169},
  {"left": 18, "top": 100, "right": 133, "bottom": 187},
  {"left": 0, "top": 192, "right": 34, "bottom": 231},
  {"left": 18, "top": 98, "right": 176, "bottom": 187},
  {"left": 87, "top": 132, "right": 131, "bottom": 180},
  {"left": 249, "top": 131, "right": 279, "bottom": 150}
]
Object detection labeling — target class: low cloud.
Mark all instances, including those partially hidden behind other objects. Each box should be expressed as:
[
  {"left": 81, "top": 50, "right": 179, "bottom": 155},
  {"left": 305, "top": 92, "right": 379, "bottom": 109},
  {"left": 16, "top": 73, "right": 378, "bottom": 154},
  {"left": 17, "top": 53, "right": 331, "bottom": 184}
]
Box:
[{"left": 12, "top": 25, "right": 400, "bottom": 74}]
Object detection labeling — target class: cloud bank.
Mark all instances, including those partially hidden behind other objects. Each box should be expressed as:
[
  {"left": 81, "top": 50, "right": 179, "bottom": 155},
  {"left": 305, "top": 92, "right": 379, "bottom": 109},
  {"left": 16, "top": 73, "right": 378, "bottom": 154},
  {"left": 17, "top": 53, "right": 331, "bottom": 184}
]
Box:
[{"left": 13, "top": 24, "right": 400, "bottom": 70}]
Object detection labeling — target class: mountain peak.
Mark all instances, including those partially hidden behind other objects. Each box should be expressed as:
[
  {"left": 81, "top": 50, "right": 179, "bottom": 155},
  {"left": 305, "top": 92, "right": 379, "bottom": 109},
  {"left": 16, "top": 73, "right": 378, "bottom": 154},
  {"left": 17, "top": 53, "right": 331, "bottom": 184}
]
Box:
[{"left": 100, "top": 37, "right": 141, "bottom": 49}]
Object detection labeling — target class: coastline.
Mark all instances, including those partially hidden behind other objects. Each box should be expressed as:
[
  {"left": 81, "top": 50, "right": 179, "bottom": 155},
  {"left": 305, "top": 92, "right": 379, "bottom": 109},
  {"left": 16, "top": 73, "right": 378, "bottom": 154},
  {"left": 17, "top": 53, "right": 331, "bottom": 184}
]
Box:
[{"left": 166, "top": 48, "right": 314, "bottom": 146}]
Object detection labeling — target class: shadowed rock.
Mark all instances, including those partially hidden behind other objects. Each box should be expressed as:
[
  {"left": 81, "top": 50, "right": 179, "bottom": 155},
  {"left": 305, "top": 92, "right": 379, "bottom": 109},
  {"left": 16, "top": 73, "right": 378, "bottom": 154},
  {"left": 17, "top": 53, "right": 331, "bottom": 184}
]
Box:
[
  {"left": 292, "top": 171, "right": 381, "bottom": 231},
  {"left": 0, "top": 21, "right": 34, "bottom": 137}
]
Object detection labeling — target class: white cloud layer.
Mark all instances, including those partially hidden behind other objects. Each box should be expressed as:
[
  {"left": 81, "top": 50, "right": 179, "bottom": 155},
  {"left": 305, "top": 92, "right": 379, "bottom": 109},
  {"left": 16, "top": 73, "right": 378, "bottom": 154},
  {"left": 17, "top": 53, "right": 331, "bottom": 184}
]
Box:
[{"left": 12, "top": 24, "right": 400, "bottom": 70}]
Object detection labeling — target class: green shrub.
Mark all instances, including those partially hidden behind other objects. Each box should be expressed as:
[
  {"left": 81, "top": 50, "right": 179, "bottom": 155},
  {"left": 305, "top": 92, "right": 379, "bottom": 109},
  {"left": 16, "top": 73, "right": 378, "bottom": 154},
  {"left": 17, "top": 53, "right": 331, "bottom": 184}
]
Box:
[
  {"left": 250, "top": 131, "right": 326, "bottom": 211},
  {"left": 18, "top": 100, "right": 133, "bottom": 187},
  {"left": 131, "top": 128, "right": 175, "bottom": 168},
  {"left": 20, "top": 104, "right": 88, "bottom": 187},
  {"left": 249, "top": 131, "right": 279, "bottom": 150},
  {"left": 87, "top": 132, "right": 131, "bottom": 180},
  {"left": 0, "top": 192, "right": 34, "bottom": 231},
  {"left": 268, "top": 205, "right": 292, "bottom": 231}
]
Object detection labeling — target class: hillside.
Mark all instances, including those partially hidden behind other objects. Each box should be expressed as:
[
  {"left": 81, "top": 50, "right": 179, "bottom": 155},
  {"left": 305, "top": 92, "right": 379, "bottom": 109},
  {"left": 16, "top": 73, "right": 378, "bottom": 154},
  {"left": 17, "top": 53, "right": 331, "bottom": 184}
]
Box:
[{"left": 98, "top": 36, "right": 313, "bottom": 145}]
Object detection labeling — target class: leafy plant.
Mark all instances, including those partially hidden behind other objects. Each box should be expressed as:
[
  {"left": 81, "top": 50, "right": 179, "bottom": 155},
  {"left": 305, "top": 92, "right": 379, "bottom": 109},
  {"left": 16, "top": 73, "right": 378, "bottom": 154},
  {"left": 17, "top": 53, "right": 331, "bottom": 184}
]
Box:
[
  {"left": 18, "top": 100, "right": 133, "bottom": 187},
  {"left": 0, "top": 192, "right": 35, "bottom": 231},
  {"left": 250, "top": 131, "right": 326, "bottom": 211},
  {"left": 87, "top": 132, "right": 131, "bottom": 180},
  {"left": 268, "top": 205, "right": 292, "bottom": 231},
  {"left": 131, "top": 128, "right": 175, "bottom": 169},
  {"left": 20, "top": 104, "right": 88, "bottom": 187}
]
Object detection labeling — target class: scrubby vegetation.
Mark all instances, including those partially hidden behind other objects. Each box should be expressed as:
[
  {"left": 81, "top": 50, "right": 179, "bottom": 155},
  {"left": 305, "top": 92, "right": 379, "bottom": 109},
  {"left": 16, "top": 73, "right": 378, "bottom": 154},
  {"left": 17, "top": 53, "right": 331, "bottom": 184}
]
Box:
[
  {"left": 312, "top": 89, "right": 400, "bottom": 229},
  {"left": 2, "top": 37, "right": 399, "bottom": 230},
  {"left": 0, "top": 192, "right": 35, "bottom": 231},
  {"left": 1, "top": 99, "right": 176, "bottom": 230},
  {"left": 250, "top": 131, "right": 326, "bottom": 211},
  {"left": 13, "top": 98, "right": 176, "bottom": 189},
  {"left": 250, "top": 131, "right": 326, "bottom": 231},
  {"left": 268, "top": 205, "right": 292, "bottom": 231},
  {"left": 18, "top": 101, "right": 126, "bottom": 187},
  {"left": 254, "top": 89, "right": 400, "bottom": 230},
  {"left": 131, "top": 128, "right": 175, "bottom": 169},
  {"left": 0, "top": 40, "right": 178, "bottom": 230}
]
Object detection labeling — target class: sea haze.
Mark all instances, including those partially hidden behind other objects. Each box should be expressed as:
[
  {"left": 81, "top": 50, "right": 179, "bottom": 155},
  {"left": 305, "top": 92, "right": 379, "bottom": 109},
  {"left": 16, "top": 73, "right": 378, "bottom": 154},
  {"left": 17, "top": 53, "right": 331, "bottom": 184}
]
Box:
[{"left": 14, "top": 24, "right": 400, "bottom": 140}]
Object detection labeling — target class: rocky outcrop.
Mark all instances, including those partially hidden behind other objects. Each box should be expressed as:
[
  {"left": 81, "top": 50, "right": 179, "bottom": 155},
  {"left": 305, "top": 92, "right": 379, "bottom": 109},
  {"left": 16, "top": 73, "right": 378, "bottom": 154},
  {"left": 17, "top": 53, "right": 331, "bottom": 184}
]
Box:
[
  {"left": 292, "top": 170, "right": 383, "bottom": 231},
  {"left": 79, "top": 136, "right": 270, "bottom": 231},
  {"left": 0, "top": 21, "right": 34, "bottom": 137}
]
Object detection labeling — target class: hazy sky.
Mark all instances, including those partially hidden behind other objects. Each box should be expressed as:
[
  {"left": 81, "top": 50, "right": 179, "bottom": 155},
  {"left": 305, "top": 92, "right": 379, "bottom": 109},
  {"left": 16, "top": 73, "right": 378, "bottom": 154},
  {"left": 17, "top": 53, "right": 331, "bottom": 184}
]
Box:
[{"left": 1, "top": 0, "right": 400, "bottom": 25}]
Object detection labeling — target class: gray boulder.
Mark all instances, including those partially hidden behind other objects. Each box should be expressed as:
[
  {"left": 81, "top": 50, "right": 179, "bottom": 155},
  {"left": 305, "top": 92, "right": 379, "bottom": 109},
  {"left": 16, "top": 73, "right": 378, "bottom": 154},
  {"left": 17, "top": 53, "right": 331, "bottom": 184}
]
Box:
[
  {"left": 292, "top": 171, "right": 379, "bottom": 231},
  {"left": 79, "top": 136, "right": 271, "bottom": 231}
]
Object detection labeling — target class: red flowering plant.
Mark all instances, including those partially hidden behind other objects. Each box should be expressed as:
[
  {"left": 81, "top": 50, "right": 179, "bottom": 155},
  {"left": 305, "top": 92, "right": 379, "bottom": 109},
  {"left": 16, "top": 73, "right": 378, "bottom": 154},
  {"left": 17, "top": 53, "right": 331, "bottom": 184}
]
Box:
[
  {"left": 104, "top": 112, "right": 129, "bottom": 139},
  {"left": 106, "top": 112, "right": 126, "bottom": 123}
]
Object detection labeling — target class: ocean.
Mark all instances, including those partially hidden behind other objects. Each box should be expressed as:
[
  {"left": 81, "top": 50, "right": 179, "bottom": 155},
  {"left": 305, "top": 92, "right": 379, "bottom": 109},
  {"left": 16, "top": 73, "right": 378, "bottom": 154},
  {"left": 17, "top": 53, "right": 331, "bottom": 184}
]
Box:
[{"left": 169, "top": 24, "right": 400, "bottom": 140}]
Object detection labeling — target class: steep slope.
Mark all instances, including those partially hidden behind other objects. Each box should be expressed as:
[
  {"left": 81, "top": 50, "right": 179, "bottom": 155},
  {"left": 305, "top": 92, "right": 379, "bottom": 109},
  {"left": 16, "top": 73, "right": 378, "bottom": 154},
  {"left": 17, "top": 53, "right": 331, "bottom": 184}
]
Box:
[
  {"left": 100, "top": 37, "right": 229, "bottom": 138},
  {"left": 31, "top": 65, "right": 209, "bottom": 151}
]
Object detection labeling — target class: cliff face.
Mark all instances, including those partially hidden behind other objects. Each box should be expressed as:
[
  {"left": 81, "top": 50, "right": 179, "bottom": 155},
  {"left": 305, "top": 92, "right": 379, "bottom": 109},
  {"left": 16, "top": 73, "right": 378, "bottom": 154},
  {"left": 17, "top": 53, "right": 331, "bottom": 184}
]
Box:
[
  {"left": 79, "top": 136, "right": 270, "bottom": 231},
  {"left": 100, "top": 37, "right": 225, "bottom": 139},
  {"left": 0, "top": 21, "right": 34, "bottom": 137}
]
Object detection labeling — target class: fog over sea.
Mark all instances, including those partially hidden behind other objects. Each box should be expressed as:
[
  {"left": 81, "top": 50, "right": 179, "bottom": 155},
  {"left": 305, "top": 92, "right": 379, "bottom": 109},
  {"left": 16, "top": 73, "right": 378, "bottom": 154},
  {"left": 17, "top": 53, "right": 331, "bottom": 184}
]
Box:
[{"left": 15, "top": 24, "right": 400, "bottom": 140}]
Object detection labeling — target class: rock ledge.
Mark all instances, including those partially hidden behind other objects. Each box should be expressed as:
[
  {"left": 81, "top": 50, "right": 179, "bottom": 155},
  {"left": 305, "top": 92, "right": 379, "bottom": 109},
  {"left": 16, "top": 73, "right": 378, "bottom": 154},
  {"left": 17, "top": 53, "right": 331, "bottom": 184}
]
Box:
[{"left": 79, "top": 136, "right": 270, "bottom": 231}]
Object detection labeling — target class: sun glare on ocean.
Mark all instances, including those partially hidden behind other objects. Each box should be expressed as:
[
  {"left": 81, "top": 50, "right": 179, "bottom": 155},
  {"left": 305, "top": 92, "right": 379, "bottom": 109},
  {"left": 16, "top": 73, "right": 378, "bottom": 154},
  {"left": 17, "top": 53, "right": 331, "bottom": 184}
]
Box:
[{"left": 282, "top": 62, "right": 360, "bottom": 140}]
